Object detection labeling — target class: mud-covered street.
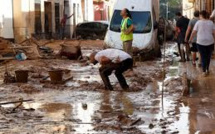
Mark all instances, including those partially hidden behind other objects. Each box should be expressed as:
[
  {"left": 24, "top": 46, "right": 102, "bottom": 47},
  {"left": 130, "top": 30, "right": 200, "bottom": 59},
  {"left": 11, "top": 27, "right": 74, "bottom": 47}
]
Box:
[{"left": 0, "top": 41, "right": 214, "bottom": 134}]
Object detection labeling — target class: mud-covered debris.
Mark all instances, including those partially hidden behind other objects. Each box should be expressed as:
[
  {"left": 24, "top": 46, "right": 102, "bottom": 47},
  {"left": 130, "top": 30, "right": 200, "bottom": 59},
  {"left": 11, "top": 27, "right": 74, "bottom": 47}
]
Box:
[
  {"left": 59, "top": 44, "right": 82, "bottom": 60},
  {"left": 19, "top": 84, "right": 41, "bottom": 94},
  {"left": 4, "top": 72, "right": 16, "bottom": 84},
  {"left": 149, "top": 123, "right": 155, "bottom": 129},
  {"left": 52, "top": 125, "right": 67, "bottom": 132},
  {"left": 171, "top": 131, "right": 179, "bottom": 134},
  {"left": 130, "top": 118, "right": 142, "bottom": 126}
]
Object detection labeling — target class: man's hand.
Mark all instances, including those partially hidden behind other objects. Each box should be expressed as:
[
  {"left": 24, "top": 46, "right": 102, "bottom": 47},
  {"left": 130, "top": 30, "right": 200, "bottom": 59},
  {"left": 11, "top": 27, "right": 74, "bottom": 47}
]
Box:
[
  {"left": 100, "top": 56, "right": 112, "bottom": 65},
  {"left": 184, "top": 38, "right": 188, "bottom": 43},
  {"left": 124, "top": 25, "right": 134, "bottom": 35}
]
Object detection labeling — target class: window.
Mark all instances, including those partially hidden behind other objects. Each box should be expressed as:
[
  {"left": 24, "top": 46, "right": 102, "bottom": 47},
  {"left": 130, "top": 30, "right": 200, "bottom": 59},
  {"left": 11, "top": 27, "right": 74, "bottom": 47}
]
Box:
[{"left": 110, "top": 10, "right": 152, "bottom": 33}]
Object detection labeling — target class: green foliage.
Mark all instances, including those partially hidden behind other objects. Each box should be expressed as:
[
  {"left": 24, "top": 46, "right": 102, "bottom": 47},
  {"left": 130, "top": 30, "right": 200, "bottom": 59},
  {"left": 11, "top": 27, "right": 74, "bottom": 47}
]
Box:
[{"left": 160, "top": 0, "right": 182, "bottom": 20}]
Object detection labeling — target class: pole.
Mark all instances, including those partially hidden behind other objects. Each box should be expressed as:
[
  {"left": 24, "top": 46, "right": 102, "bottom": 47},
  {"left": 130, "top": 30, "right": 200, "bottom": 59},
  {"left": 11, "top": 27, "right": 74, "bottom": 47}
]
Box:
[{"left": 166, "top": 2, "right": 169, "bottom": 20}]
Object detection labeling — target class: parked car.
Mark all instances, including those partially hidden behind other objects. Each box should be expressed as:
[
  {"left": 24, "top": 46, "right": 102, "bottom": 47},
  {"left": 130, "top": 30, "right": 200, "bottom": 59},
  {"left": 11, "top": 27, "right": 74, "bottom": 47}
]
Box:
[{"left": 74, "top": 21, "right": 109, "bottom": 40}]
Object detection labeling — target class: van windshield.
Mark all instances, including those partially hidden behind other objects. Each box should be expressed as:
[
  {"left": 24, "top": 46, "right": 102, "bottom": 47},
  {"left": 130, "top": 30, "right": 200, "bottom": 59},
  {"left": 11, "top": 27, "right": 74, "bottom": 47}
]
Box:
[{"left": 110, "top": 10, "right": 152, "bottom": 33}]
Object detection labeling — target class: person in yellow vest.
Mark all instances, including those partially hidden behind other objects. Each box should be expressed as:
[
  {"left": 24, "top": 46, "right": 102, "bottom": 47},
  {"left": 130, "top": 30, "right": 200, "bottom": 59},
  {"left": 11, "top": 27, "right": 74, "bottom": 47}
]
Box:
[{"left": 120, "top": 8, "right": 134, "bottom": 56}]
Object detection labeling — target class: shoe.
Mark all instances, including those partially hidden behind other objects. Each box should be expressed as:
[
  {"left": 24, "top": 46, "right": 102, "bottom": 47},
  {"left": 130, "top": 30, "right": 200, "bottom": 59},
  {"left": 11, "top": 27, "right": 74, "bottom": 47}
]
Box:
[
  {"left": 123, "top": 87, "right": 130, "bottom": 91},
  {"left": 105, "top": 86, "right": 113, "bottom": 91},
  {"left": 202, "top": 72, "right": 207, "bottom": 77},
  {"left": 206, "top": 70, "right": 210, "bottom": 75},
  {"left": 179, "top": 59, "right": 186, "bottom": 62}
]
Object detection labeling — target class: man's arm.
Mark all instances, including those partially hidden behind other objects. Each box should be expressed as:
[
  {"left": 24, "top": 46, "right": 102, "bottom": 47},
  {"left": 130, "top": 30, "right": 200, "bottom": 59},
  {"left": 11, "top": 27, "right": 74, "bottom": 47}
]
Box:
[
  {"left": 210, "top": 10, "right": 215, "bottom": 20},
  {"left": 67, "top": 14, "right": 74, "bottom": 19},
  {"left": 124, "top": 19, "right": 134, "bottom": 34},
  {"left": 125, "top": 24, "right": 134, "bottom": 34},
  {"left": 185, "top": 26, "right": 191, "bottom": 42},
  {"left": 213, "top": 30, "right": 215, "bottom": 41},
  {"left": 174, "top": 26, "right": 180, "bottom": 39},
  {"left": 189, "top": 30, "right": 197, "bottom": 43},
  {"left": 100, "top": 56, "right": 112, "bottom": 65}
]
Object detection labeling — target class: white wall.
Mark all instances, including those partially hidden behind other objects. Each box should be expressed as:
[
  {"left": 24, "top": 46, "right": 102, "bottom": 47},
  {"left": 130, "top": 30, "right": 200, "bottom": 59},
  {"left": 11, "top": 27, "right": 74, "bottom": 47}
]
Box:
[
  {"left": 0, "top": 0, "right": 14, "bottom": 39},
  {"left": 84, "top": 0, "right": 94, "bottom": 22},
  {"left": 182, "top": 0, "right": 194, "bottom": 19}
]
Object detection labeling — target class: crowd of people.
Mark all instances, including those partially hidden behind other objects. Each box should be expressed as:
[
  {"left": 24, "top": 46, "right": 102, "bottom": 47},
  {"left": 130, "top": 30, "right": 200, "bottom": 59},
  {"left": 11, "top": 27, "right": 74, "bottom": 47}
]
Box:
[{"left": 175, "top": 10, "right": 215, "bottom": 77}]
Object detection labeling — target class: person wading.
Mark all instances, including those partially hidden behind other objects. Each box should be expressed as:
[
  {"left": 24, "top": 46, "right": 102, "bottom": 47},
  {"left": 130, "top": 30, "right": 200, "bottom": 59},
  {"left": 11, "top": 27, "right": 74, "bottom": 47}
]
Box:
[
  {"left": 185, "top": 11, "right": 201, "bottom": 66},
  {"left": 189, "top": 10, "right": 215, "bottom": 77},
  {"left": 175, "top": 12, "right": 190, "bottom": 62},
  {"left": 90, "top": 49, "right": 133, "bottom": 91},
  {"left": 120, "top": 8, "right": 134, "bottom": 56}
]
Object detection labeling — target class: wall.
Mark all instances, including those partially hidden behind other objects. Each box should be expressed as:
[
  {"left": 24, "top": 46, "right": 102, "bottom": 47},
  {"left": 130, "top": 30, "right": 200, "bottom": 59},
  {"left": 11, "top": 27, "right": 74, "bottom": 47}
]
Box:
[
  {"left": 13, "top": 0, "right": 64, "bottom": 42},
  {"left": 183, "top": 0, "right": 195, "bottom": 19},
  {"left": 193, "top": 0, "right": 215, "bottom": 14},
  {"left": 84, "top": 0, "right": 94, "bottom": 21}
]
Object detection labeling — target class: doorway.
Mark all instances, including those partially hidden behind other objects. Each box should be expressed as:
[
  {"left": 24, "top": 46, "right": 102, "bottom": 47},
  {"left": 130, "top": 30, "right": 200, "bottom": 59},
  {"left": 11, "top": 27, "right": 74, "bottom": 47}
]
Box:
[
  {"left": 35, "top": 1, "right": 42, "bottom": 35},
  {"left": 55, "top": 3, "right": 60, "bottom": 34},
  {"left": 44, "top": 2, "right": 52, "bottom": 34}
]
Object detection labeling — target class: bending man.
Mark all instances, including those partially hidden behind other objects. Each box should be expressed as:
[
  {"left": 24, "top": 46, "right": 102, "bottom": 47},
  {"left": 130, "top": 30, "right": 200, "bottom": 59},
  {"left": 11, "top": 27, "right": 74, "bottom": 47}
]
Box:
[{"left": 90, "top": 49, "right": 133, "bottom": 91}]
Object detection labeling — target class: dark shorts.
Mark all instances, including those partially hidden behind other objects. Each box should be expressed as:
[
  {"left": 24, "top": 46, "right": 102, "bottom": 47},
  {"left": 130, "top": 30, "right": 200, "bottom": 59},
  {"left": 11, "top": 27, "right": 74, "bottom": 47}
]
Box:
[{"left": 190, "top": 43, "right": 198, "bottom": 52}]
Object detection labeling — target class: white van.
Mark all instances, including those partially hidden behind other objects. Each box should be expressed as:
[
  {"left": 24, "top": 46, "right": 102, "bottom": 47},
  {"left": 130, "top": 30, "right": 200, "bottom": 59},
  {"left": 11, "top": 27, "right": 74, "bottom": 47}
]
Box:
[{"left": 104, "top": 0, "right": 160, "bottom": 58}]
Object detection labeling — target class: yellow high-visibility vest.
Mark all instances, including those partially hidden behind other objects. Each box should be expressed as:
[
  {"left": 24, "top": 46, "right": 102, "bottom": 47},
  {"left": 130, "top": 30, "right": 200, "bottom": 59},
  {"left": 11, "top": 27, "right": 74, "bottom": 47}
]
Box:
[{"left": 121, "top": 17, "right": 133, "bottom": 41}]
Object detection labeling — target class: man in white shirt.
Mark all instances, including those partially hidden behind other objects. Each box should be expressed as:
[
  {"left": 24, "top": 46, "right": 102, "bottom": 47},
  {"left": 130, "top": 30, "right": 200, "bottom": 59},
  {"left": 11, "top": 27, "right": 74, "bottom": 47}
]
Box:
[{"left": 90, "top": 49, "right": 133, "bottom": 91}]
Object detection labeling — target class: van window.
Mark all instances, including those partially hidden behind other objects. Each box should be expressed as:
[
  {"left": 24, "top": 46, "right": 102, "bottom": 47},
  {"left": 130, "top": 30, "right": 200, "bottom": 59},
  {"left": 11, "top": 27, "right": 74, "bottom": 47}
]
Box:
[{"left": 110, "top": 10, "right": 152, "bottom": 33}]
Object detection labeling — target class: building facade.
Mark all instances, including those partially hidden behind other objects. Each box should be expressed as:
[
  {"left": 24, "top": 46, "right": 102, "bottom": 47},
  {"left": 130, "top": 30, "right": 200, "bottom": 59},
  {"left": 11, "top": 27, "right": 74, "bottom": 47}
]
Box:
[
  {"left": 183, "top": 0, "right": 215, "bottom": 18},
  {"left": 0, "top": 0, "right": 115, "bottom": 42}
]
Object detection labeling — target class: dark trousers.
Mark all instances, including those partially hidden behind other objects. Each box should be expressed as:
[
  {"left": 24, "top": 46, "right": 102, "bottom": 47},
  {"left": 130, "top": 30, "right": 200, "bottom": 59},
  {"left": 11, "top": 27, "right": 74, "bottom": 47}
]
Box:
[
  {"left": 197, "top": 44, "right": 214, "bottom": 72},
  {"left": 99, "top": 58, "right": 133, "bottom": 90},
  {"left": 60, "top": 26, "right": 65, "bottom": 39}
]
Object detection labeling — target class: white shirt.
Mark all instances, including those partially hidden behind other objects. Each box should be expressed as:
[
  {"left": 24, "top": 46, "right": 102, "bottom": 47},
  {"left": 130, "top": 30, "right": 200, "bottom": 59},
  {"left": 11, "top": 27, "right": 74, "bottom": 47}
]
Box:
[
  {"left": 193, "top": 20, "right": 215, "bottom": 46},
  {"left": 210, "top": 10, "right": 215, "bottom": 18},
  {"left": 95, "top": 49, "right": 132, "bottom": 63}
]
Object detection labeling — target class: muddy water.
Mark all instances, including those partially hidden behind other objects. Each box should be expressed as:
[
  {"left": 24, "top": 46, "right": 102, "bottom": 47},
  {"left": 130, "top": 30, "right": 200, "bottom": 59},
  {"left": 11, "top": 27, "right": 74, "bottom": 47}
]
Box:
[
  {"left": 0, "top": 42, "right": 214, "bottom": 133},
  {"left": 179, "top": 60, "right": 215, "bottom": 134}
]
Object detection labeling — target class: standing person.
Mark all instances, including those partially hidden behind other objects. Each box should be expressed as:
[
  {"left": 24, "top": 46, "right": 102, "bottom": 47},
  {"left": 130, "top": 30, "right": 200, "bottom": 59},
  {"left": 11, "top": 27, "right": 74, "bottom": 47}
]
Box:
[
  {"left": 90, "top": 49, "right": 133, "bottom": 91},
  {"left": 120, "top": 8, "right": 134, "bottom": 56},
  {"left": 185, "top": 11, "right": 200, "bottom": 66},
  {"left": 175, "top": 12, "right": 190, "bottom": 62},
  {"left": 60, "top": 14, "right": 74, "bottom": 39},
  {"left": 189, "top": 10, "right": 215, "bottom": 76}
]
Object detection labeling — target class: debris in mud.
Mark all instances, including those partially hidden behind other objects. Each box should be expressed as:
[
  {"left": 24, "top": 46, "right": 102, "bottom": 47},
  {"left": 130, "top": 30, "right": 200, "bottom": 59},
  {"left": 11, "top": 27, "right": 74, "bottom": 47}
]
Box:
[
  {"left": 19, "top": 84, "right": 41, "bottom": 94},
  {"left": 4, "top": 71, "right": 16, "bottom": 84},
  {"left": 149, "top": 123, "right": 155, "bottom": 129},
  {"left": 59, "top": 44, "right": 82, "bottom": 60}
]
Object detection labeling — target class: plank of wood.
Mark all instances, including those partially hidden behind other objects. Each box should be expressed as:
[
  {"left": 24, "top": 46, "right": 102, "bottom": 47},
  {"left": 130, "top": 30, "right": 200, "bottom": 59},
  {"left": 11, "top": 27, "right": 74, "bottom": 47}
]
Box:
[
  {"left": 0, "top": 99, "right": 33, "bottom": 106},
  {"left": 9, "top": 46, "right": 33, "bottom": 49},
  {"left": 0, "top": 57, "right": 15, "bottom": 60}
]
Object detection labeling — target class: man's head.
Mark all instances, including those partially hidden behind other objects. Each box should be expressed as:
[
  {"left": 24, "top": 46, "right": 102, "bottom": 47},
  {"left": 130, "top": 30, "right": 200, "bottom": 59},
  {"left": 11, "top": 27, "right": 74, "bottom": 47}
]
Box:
[
  {"left": 120, "top": 8, "right": 132, "bottom": 19},
  {"left": 175, "top": 12, "right": 182, "bottom": 17},
  {"left": 194, "top": 11, "right": 200, "bottom": 18},
  {"left": 90, "top": 52, "right": 98, "bottom": 65},
  {"left": 200, "top": 10, "right": 209, "bottom": 19}
]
